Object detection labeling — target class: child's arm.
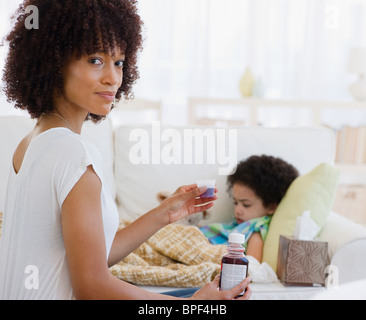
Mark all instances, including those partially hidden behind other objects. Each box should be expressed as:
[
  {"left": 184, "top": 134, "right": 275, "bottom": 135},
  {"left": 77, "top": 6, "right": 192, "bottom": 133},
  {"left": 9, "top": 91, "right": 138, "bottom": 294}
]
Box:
[{"left": 246, "top": 232, "right": 264, "bottom": 263}]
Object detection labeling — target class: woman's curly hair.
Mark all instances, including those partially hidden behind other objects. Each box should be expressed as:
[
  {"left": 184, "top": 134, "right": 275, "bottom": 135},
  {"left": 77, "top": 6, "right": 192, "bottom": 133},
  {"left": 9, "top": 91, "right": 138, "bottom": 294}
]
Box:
[
  {"left": 2, "top": 0, "right": 143, "bottom": 122},
  {"left": 227, "top": 155, "right": 299, "bottom": 208}
]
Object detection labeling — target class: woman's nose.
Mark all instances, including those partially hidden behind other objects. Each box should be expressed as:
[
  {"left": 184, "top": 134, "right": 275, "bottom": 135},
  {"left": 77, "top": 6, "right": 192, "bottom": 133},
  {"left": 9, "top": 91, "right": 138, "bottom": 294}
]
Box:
[{"left": 102, "top": 64, "right": 121, "bottom": 86}]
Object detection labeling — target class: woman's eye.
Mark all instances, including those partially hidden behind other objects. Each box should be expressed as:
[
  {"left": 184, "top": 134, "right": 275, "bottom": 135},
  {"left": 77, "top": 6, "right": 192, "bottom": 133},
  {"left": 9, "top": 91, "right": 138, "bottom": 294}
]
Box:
[
  {"left": 115, "top": 60, "right": 124, "bottom": 67},
  {"left": 89, "top": 58, "right": 102, "bottom": 65}
]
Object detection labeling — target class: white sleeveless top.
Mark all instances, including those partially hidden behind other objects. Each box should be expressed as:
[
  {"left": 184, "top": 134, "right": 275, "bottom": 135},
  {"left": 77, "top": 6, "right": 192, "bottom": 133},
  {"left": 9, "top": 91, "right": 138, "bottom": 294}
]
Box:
[{"left": 0, "top": 128, "right": 119, "bottom": 300}]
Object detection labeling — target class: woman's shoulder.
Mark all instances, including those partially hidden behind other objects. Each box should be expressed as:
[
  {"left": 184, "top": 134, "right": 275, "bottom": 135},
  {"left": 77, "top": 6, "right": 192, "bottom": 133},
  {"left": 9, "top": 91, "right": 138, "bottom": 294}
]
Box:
[
  {"left": 42, "top": 128, "right": 100, "bottom": 163},
  {"left": 47, "top": 128, "right": 95, "bottom": 151}
]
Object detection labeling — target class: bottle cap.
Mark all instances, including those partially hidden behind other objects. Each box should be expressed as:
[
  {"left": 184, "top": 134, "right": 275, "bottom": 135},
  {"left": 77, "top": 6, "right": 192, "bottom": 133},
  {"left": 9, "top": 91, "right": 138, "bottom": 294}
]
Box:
[{"left": 229, "top": 232, "right": 245, "bottom": 244}]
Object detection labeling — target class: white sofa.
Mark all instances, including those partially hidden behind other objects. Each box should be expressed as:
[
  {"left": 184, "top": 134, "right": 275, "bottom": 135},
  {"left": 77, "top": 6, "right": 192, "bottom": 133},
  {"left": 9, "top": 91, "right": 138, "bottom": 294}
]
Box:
[{"left": 1, "top": 115, "right": 366, "bottom": 300}]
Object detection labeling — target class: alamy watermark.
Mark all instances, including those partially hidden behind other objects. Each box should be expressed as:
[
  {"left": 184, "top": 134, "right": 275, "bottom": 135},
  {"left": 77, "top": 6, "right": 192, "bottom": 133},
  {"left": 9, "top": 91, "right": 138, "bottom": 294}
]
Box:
[
  {"left": 324, "top": 4, "right": 340, "bottom": 30},
  {"left": 24, "top": 5, "right": 39, "bottom": 30},
  {"left": 24, "top": 265, "right": 39, "bottom": 290},
  {"left": 128, "top": 122, "right": 238, "bottom": 176},
  {"left": 325, "top": 265, "right": 339, "bottom": 290}
]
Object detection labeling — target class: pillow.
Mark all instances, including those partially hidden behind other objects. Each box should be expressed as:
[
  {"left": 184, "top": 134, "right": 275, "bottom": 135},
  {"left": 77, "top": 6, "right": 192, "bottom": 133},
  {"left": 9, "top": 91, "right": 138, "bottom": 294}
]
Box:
[
  {"left": 262, "top": 162, "right": 340, "bottom": 272},
  {"left": 318, "top": 211, "right": 366, "bottom": 259}
]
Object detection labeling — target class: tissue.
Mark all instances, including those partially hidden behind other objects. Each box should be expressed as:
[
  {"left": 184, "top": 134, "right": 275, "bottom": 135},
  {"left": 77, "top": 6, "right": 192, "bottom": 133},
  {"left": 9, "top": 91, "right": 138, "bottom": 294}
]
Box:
[
  {"left": 247, "top": 256, "right": 279, "bottom": 283},
  {"left": 293, "top": 211, "right": 320, "bottom": 240}
]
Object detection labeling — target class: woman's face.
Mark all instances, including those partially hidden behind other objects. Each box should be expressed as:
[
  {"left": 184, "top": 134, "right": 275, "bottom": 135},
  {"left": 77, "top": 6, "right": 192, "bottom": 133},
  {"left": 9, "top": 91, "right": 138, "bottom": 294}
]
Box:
[
  {"left": 232, "top": 183, "right": 276, "bottom": 224},
  {"left": 58, "top": 49, "right": 125, "bottom": 117}
]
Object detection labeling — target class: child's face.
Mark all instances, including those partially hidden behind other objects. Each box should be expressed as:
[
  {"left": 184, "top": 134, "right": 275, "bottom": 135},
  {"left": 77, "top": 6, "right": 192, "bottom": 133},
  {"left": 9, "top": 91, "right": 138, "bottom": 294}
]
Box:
[{"left": 232, "top": 183, "right": 276, "bottom": 224}]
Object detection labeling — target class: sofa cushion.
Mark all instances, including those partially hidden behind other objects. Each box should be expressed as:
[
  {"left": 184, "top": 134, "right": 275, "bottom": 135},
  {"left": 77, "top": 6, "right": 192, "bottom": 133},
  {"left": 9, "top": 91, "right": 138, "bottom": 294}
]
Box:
[
  {"left": 262, "top": 163, "right": 340, "bottom": 272},
  {"left": 114, "top": 124, "right": 336, "bottom": 222}
]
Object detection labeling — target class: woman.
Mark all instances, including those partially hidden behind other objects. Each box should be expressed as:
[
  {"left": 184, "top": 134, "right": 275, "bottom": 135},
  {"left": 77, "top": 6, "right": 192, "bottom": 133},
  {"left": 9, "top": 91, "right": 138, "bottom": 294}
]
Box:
[{"left": 0, "top": 0, "right": 251, "bottom": 300}]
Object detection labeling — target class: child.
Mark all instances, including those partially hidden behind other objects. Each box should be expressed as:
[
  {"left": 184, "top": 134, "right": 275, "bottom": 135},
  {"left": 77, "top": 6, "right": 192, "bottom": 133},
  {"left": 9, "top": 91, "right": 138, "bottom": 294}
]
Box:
[{"left": 200, "top": 155, "right": 299, "bottom": 263}]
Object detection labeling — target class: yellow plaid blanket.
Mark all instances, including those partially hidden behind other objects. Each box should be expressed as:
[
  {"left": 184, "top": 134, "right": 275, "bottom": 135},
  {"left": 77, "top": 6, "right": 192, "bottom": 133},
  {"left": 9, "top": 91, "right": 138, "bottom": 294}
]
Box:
[
  {"left": 0, "top": 213, "right": 225, "bottom": 288},
  {"left": 110, "top": 221, "right": 227, "bottom": 288}
]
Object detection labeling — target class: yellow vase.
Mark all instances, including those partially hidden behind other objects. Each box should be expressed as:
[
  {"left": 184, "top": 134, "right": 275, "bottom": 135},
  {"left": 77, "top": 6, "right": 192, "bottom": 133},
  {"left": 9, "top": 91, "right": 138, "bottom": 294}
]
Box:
[{"left": 239, "top": 68, "right": 255, "bottom": 97}]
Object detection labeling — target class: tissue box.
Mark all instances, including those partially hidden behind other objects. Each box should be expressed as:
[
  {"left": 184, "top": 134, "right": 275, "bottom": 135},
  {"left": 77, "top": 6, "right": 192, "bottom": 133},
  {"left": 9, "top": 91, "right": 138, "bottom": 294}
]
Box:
[{"left": 277, "top": 235, "right": 328, "bottom": 286}]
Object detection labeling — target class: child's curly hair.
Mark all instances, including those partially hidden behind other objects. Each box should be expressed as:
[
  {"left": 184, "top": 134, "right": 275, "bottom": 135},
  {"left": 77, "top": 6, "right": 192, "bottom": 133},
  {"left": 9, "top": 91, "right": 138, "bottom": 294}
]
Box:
[
  {"left": 2, "top": 0, "right": 143, "bottom": 123},
  {"left": 227, "top": 155, "right": 299, "bottom": 208}
]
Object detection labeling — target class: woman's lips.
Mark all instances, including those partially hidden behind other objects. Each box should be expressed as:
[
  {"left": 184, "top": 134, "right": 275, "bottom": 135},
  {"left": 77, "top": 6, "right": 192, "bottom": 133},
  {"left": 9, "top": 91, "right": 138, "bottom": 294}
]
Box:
[{"left": 95, "top": 92, "right": 115, "bottom": 101}]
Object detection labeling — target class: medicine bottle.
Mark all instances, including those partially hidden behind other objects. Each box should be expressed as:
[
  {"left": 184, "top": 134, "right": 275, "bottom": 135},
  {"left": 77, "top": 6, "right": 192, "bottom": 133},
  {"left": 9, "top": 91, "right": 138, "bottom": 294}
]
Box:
[{"left": 219, "top": 232, "right": 248, "bottom": 296}]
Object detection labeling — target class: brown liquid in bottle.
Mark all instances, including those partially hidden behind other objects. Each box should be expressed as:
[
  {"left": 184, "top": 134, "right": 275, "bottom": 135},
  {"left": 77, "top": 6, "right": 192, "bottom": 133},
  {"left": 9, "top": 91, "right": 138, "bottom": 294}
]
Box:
[
  {"left": 219, "top": 234, "right": 249, "bottom": 297},
  {"left": 221, "top": 254, "right": 249, "bottom": 266}
]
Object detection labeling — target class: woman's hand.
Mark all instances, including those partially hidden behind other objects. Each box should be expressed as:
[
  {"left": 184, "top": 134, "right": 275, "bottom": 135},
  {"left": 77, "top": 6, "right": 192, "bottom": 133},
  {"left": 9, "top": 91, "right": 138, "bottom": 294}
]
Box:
[
  {"left": 160, "top": 184, "right": 218, "bottom": 224},
  {"left": 191, "top": 275, "right": 252, "bottom": 300}
]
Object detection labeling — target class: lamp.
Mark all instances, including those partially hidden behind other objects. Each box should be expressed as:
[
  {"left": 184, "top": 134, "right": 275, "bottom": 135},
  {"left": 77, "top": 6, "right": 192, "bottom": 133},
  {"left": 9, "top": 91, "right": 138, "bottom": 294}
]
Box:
[{"left": 347, "top": 47, "right": 366, "bottom": 100}]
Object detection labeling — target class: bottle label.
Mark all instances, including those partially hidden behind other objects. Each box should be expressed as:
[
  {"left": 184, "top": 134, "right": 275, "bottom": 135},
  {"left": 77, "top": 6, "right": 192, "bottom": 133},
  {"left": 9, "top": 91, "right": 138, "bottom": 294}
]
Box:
[{"left": 220, "top": 263, "right": 247, "bottom": 295}]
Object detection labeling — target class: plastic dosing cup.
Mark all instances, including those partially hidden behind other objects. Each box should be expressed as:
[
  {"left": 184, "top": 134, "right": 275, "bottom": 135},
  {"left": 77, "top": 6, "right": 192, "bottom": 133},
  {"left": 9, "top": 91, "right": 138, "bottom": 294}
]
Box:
[{"left": 196, "top": 180, "right": 216, "bottom": 198}]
